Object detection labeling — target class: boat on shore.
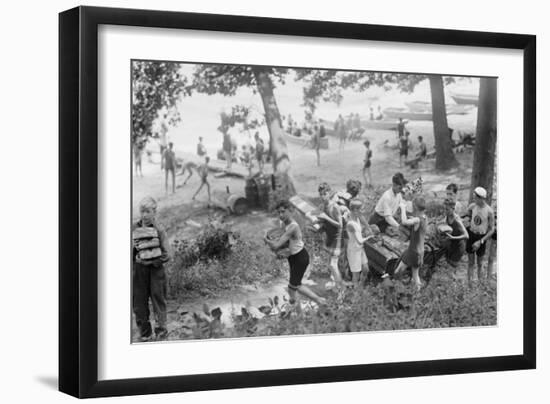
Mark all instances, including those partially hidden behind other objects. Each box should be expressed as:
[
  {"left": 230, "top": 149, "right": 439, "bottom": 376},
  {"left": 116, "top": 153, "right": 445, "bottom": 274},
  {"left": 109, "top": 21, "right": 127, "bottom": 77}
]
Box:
[
  {"left": 383, "top": 107, "right": 432, "bottom": 121},
  {"left": 284, "top": 130, "right": 329, "bottom": 149},
  {"left": 319, "top": 117, "right": 402, "bottom": 133},
  {"left": 450, "top": 93, "right": 479, "bottom": 106},
  {"left": 405, "top": 101, "right": 475, "bottom": 115}
]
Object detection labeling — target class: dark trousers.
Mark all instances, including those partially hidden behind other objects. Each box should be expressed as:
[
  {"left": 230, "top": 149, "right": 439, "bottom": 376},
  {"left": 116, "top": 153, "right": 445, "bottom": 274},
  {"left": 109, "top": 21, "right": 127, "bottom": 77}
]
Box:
[
  {"left": 368, "top": 212, "right": 388, "bottom": 233},
  {"left": 133, "top": 263, "right": 167, "bottom": 337}
]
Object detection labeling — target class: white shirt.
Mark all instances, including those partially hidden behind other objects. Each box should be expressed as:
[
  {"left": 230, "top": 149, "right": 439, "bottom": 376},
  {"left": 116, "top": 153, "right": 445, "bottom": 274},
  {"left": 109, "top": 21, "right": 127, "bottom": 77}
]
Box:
[{"left": 375, "top": 188, "right": 403, "bottom": 217}]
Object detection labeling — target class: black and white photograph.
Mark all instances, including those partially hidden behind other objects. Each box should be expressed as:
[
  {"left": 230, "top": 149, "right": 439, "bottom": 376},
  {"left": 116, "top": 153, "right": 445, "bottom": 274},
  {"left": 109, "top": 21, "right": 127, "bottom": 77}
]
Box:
[{"left": 131, "top": 60, "right": 498, "bottom": 343}]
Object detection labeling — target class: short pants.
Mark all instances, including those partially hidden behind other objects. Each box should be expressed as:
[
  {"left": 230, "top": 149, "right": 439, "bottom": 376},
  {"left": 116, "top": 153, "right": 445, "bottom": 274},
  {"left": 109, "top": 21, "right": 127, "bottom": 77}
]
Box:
[
  {"left": 466, "top": 230, "right": 487, "bottom": 257},
  {"left": 402, "top": 249, "right": 424, "bottom": 268},
  {"left": 347, "top": 247, "right": 368, "bottom": 273},
  {"left": 324, "top": 226, "right": 342, "bottom": 258},
  {"left": 287, "top": 248, "right": 309, "bottom": 290}
]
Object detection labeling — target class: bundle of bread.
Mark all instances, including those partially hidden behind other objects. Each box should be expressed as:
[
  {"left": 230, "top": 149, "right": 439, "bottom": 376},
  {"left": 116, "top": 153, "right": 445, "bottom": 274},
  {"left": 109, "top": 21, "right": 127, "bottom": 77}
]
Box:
[{"left": 265, "top": 227, "right": 291, "bottom": 259}]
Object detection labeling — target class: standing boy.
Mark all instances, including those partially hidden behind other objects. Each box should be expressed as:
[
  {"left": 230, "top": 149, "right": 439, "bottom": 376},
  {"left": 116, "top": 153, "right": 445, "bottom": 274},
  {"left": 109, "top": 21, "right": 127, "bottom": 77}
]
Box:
[
  {"left": 393, "top": 196, "right": 428, "bottom": 291},
  {"left": 318, "top": 182, "right": 344, "bottom": 287},
  {"left": 310, "top": 125, "right": 321, "bottom": 166},
  {"left": 346, "top": 199, "right": 373, "bottom": 286},
  {"left": 133, "top": 143, "right": 143, "bottom": 177},
  {"left": 336, "top": 114, "right": 347, "bottom": 151},
  {"left": 465, "top": 187, "right": 495, "bottom": 286},
  {"left": 132, "top": 196, "right": 169, "bottom": 341},
  {"left": 399, "top": 132, "right": 411, "bottom": 168},
  {"left": 362, "top": 140, "right": 373, "bottom": 188},
  {"left": 254, "top": 132, "right": 265, "bottom": 173},
  {"left": 265, "top": 201, "right": 326, "bottom": 305},
  {"left": 192, "top": 156, "right": 211, "bottom": 204},
  {"left": 397, "top": 117, "right": 406, "bottom": 138},
  {"left": 163, "top": 142, "right": 176, "bottom": 194}
]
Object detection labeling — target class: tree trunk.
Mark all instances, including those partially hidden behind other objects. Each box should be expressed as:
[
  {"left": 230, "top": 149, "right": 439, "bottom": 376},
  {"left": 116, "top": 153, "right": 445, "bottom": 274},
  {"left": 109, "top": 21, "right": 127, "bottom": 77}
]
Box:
[
  {"left": 252, "top": 67, "right": 296, "bottom": 197},
  {"left": 429, "top": 75, "right": 459, "bottom": 170},
  {"left": 470, "top": 77, "right": 497, "bottom": 202}
]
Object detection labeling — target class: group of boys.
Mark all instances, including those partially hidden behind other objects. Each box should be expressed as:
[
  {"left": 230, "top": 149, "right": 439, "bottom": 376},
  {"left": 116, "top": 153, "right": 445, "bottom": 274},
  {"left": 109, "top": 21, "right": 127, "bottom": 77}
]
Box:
[
  {"left": 265, "top": 172, "right": 497, "bottom": 305},
  {"left": 132, "top": 169, "right": 496, "bottom": 341}
]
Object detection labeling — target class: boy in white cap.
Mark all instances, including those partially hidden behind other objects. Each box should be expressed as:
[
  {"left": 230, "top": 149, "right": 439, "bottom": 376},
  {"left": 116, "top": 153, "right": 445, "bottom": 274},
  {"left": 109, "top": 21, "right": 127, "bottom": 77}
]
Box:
[{"left": 465, "top": 187, "right": 495, "bottom": 286}]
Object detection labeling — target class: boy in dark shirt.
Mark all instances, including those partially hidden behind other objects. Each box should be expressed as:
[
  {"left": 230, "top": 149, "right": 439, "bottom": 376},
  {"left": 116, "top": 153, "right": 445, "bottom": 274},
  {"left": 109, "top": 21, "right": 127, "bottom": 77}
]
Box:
[
  {"left": 132, "top": 196, "right": 170, "bottom": 341},
  {"left": 163, "top": 142, "right": 176, "bottom": 194}
]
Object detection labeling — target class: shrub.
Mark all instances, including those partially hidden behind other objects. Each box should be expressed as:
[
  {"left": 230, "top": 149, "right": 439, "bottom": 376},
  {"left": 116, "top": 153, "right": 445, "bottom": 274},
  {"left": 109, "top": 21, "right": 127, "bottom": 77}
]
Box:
[
  {"left": 229, "top": 269, "right": 496, "bottom": 338},
  {"left": 168, "top": 224, "right": 286, "bottom": 299}
]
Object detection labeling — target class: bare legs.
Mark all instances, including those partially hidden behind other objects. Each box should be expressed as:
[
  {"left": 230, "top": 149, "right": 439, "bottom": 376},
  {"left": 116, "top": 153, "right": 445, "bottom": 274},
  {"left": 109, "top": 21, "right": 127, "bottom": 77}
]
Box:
[
  {"left": 487, "top": 238, "right": 497, "bottom": 279},
  {"left": 329, "top": 256, "right": 343, "bottom": 285},
  {"left": 468, "top": 253, "right": 486, "bottom": 286},
  {"left": 288, "top": 285, "right": 326, "bottom": 306},
  {"left": 165, "top": 169, "right": 175, "bottom": 194},
  {"left": 362, "top": 167, "right": 372, "bottom": 188},
  {"left": 394, "top": 260, "right": 421, "bottom": 290},
  {"left": 192, "top": 180, "right": 211, "bottom": 203}
]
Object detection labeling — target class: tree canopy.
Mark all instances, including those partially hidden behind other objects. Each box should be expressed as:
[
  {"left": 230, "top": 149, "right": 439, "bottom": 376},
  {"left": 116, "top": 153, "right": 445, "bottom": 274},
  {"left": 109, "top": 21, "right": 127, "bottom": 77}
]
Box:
[{"left": 131, "top": 61, "right": 189, "bottom": 147}]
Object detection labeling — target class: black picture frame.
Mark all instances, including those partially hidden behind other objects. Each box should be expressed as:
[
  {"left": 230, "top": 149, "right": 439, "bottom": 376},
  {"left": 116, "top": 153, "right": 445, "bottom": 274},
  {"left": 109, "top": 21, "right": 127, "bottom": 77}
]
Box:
[{"left": 59, "top": 5, "right": 536, "bottom": 399}]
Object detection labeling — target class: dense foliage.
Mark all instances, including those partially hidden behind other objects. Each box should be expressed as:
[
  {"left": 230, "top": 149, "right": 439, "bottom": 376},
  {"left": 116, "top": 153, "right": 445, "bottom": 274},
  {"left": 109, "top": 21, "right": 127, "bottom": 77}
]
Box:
[
  {"left": 168, "top": 222, "right": 285, "bottom": 299},
  {"left": 131, "top": 61, "right": 189, "bottom": 146}
]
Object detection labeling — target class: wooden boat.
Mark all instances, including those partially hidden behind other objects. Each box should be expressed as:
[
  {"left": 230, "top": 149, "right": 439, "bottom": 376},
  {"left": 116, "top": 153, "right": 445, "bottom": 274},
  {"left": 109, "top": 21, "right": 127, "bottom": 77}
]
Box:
[
  {"left": 284, "top": 130, "right": 329, "bottom": 149},
  {"left": 383, "top": 107, "right": 432, "bottom": 121},
  {"left": 405, "top": 101, "right": 474, "bottom": 115},
  {"left": 450, "top": 93, "right": 479, "bottom": 106},
  {"left": 319, "top": 118, "right": 402, "bottom": 133}
]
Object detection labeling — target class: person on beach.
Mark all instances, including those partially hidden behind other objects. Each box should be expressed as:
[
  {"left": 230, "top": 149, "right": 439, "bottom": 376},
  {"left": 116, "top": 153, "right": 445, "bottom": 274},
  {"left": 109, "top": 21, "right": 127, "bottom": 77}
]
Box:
[
  {"left": 163, "top": 142, "right": 176, "bottom": 194},
  {"left": 317, "top": 183, "right": 344, "bottom": 288},
  {"left": 393, "top": 196, "right": 428, "bottom": 291},
  {"left": 368, "top": 173, "right": 406, "bottom": 234},
  {"left": 346, "top": 199, "right": 374, "bottom": 286},
  {"left": 196, "top": 136, "right": 207, "bottom": 158},
  {"left": 254, "top": 132, "right": 265, "bottom": 173},
  {"left": 440, "top": 198, "right": 469, "bottom": 267},
  {"left": 158, "top": 118, "right": 169, "bottom": 170},
  {"left": 417, "top": 135, "right": 427, "bottom": 160},
  {"left": 465, "top": 187, "right": 495, "bottom": 286},
  {"left": 191, "top": 156, "right": 211, "bottom": 204},
  {"left": 222, "top": 131, "right": 233, "bottom": 171},
  {"left": 362, "top": 140, "right": 373, "bottom": 188},
  {"left": 336, "top": 114, "right": 347, "bottom": 151},
  {"left": 377, "top": 105, "right": 383, "bottom": 120},
  {"left": 240, "top": 144, "right": 254, "bottom": 176},
  {"left": 178, "top": 160, "right": 195, "bottom": 187},
  {"left": 132, "top": 196, "right": 169, "bottom": 341},
  {"left": 397, "top": 117, "right": 406, "bottom": 138},
  {"left": 310, "top": 124, "right": 321, "bottom": 166},
  {"left": 369, "top": 107, "right": 375, "bottom": 121},
  {"left": 264, "top": 201, "right": 327, "bottom": 306},
  {"left": 133, "top": 143, "right": 143, "bottom": 177},
  {"left": 399, "top": 132, "right": 411, "bottom": 168}
]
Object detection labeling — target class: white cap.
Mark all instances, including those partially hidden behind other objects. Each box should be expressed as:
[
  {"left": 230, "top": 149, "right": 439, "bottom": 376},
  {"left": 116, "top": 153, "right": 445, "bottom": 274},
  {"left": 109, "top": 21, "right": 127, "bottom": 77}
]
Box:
[{"left": 474, "top": 187, "right": 487, "bottom": 199}]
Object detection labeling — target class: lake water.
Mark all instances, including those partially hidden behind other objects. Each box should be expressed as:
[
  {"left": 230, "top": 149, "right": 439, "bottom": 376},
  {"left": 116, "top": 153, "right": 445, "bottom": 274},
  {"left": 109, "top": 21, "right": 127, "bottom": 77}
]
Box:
[{"left": 144, "top": 66, "right": 480, "bottom": 157}]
